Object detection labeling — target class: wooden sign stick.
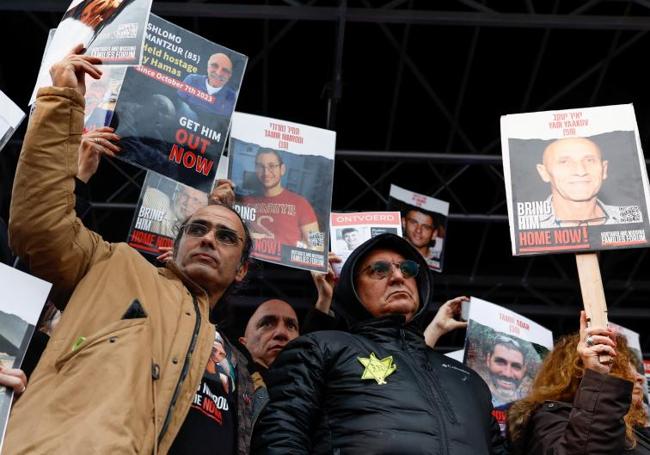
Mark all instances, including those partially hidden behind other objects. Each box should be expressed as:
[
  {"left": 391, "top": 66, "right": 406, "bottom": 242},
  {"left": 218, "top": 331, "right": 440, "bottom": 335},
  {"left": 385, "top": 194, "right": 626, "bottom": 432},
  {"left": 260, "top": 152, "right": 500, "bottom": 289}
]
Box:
[{"left": 575, "top": 252, "right": 611, "bottom": 363}]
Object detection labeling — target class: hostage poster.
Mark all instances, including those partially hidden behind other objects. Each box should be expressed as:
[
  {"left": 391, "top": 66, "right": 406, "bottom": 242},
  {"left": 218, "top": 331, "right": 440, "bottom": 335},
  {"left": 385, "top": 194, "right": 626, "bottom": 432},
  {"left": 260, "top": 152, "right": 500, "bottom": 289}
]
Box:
[
  {"left": 113, "top": 14, "right": 247, "bottom": 192},
  {"left": 388, "top": 184, "right": 449, "bottom": 272},
  {"left": 0, "top": 264, "right": 52, "bottom": 452},
  {"left": 229, "top": 112, "right": 336, "bottom": 272},
  {"left": 128, "top": 171, "right": 208, "bottom": 256},
  {"left": 30, "top": 0, "right": 152, "bottom": 105},
  {"left": 38, "top": 27, "right": 127, "bottom": 132},
  {"left": 329, "top": 211, "right": 402, "bottom": 273},
  {"left": 462, "top": 297, "right": 553, "bottom": 432},
  {"left": 0, "top": 90, "right": 25, "bottom": 153},
  {"left": 501, "top": 104, "right": 650, "bottom": 255}
]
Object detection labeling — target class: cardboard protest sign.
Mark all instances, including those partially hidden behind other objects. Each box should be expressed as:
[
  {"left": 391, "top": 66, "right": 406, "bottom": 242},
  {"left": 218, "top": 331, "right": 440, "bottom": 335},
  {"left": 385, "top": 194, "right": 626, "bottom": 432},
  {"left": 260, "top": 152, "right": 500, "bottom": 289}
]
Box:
[
  {"left": 0, "top": 90, "right": 25, "bottom": 153},
  {"left": 329, "top": 211, "right": 402, "bottom": 273},
  {"left": 462, "top": 297, "right": 553, "bottom": 431},
  {"left": 501, "top": 104, "right": 650, "bottom": 255},
  {"left": 387, "top": 184, "right": 449, "bottom": 272},
  {"left": 229, "top": 112, "right": 336, "bottom": 272},
  {"left": 0, "top": 263, "right": 52, "bottom": 452},
  {"left": 128, "top": 171, "right": 208, "bottom": 255},
  {"left": 30, "top": 0, "right": 152, "bottom": 105},
  {"left": 113, "top": 14, "right": 247, "bottom": 192}
]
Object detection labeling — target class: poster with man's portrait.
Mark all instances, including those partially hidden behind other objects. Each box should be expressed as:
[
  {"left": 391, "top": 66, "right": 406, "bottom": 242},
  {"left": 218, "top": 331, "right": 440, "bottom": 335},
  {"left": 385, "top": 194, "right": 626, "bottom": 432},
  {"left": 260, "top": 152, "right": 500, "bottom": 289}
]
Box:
[
  {"left": 501, "top": 104, "right": 650, "bottom": 255},
  {"left": 30, "top": 0, "right": 152, "bottom": 105},
  {"left": 229, "top": 112, "right": 336, "bottom": 273},
  {"left": 112, "top": 14, "right": 247, "bottom": 192},
  {"left": 462, "top": 297, "right": 553, "bottom": 433},
  {"left": 128, "top": 171, "right": 208, "bottom": 255},
  {"left": 387, "top": 184, "right": 449, "bottom": 273},
  {"left": 329, "top": 211, "right": 402, "bottom": 274}
]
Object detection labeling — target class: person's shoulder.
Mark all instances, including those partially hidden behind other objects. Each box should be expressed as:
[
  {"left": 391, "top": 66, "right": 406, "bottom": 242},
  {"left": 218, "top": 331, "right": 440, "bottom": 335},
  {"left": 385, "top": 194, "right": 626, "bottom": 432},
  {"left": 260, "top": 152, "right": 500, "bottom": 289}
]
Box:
[
  {"left": 286, "top": 330, "right": 357, "bottom": 354},
  {"left": 599, "top": 200, "right": 636, "bottom": 224},
  {"left": 430, "top": 352, "right": 493, "bottom": 391},
  {"left": 183, "top": 73, "right": 204, "bottom": 83},
  {"left": 221, "top": 85, "right": 237, "bottom": 98},
  {"left": 282, "top": 189, "right": 313, "bottom": 206}
]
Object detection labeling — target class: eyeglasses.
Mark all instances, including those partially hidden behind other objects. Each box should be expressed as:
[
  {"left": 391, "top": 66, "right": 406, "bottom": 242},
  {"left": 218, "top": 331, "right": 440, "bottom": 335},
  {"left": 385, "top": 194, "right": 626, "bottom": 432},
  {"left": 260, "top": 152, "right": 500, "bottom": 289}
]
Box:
[
  {"left": 181, "top": 222, "right": 244, "bottom": 246},
  {"left": 358, "top": 260, "right": 420, "bottom": 280},
  {"left": 405, "top": 217, "right": 434, "bottom": 233},
  {"left": 255, "top": 163, "right": 282, "bottom": 173}
]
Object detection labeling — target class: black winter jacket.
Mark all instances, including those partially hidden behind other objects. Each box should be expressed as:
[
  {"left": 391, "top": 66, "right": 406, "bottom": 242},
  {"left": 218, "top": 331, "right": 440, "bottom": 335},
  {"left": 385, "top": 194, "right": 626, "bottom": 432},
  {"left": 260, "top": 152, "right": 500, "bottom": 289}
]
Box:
[
  {"left": 511, "top": 369, "right": 634, "bottom": 455},
  {"left": 252, "top": 234, "right": 507, "bottom": 454}
]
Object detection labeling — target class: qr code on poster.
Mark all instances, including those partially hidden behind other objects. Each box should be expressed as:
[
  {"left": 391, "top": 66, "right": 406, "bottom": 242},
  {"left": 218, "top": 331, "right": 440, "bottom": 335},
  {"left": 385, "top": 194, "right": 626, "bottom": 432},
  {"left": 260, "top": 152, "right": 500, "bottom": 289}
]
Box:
[
  {"left": 309, "top": 231, "right": 325, "bottom": 248},
  {"left": 617, "top": 205, "right": 643, "bottom": 223}
]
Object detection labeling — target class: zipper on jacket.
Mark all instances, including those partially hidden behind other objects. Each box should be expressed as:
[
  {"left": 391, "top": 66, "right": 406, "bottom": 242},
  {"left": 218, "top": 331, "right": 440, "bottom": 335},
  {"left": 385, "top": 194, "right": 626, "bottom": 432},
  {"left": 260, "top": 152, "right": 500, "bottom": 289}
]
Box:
[
  {"left": 399, "top": 328, "right": 450, "bottom": 455},
  {"left": 157, "top": 295, "right": 202, "bottom": 445}
]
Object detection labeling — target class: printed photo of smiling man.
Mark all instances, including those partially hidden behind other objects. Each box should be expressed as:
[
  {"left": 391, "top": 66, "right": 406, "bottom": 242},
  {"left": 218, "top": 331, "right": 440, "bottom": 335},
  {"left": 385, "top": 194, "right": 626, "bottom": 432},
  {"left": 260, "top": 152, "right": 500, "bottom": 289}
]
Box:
[{"left": 502, "top": 105, "right": 650, "bottom": 255}]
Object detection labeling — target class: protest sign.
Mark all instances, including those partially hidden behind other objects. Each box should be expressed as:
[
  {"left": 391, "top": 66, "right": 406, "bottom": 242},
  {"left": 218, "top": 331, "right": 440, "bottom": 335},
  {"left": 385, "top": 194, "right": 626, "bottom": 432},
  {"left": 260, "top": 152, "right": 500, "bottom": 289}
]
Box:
[
  {"left": 84, "top": 67, "right": 127, "bottom": 131},
  {"left": 329, "top": 211, "right": 402, "bottom": 273},
  {"left": 229, "top": 112, "right": 335, "bottom": 272},
  {"left": 501, "top": 104, "right": 650, "bottom": 255},
  {"left": 0, "top": 263, "right": 52, "bottom": 452},
  {"left": 127, "top": 171, "right": 208, "bottom": 256},
  {"left": 30, "top": 0, "right": 152, "bottom": 105},
  {"left": 113, "top": 14, "right": 247, "bottom": 192},
  {"left": 0, "top": 91, "right": 25, "bottom": 153},
  {"left": 462, "top": 297, "right": 553, "bottom": 431},
  {"left": 388, "top": 184, "right": 449, "bottom": 272}
]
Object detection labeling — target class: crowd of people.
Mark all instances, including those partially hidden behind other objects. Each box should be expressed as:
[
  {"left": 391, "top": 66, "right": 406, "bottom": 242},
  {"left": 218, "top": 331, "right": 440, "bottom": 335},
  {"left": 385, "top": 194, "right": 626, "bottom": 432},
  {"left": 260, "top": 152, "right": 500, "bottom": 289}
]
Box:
[{"left": 0, "top": 46, "right": 648, "bottom": 455}]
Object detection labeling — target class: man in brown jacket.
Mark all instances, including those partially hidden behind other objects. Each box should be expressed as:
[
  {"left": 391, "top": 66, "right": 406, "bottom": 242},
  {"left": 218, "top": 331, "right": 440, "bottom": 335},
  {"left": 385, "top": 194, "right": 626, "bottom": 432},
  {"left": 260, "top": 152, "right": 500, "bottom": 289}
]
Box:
[{"left": 6, "top": 46, "right": 257, "bottom": 454}]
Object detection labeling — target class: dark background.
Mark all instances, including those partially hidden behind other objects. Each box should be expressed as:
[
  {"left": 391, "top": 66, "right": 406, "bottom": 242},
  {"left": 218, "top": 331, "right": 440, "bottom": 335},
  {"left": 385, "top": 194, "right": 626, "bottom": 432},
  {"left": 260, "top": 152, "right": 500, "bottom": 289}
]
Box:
[{"left": 1, "top": 0, "right": 650, "bottom": 355}]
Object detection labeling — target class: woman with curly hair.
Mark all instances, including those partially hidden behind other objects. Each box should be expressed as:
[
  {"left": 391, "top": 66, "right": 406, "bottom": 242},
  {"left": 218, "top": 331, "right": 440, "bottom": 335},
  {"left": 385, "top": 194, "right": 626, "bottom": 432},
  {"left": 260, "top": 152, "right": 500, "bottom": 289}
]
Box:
[{"left": 508, "top": 311, "right": 647, "bottom": 454}]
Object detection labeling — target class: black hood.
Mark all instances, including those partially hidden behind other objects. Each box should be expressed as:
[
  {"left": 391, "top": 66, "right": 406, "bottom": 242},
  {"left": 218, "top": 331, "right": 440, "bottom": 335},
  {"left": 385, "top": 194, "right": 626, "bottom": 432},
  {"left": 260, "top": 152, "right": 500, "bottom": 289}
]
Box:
[{"left": 332, "top": 233, "right": 433, "bottom": 327}]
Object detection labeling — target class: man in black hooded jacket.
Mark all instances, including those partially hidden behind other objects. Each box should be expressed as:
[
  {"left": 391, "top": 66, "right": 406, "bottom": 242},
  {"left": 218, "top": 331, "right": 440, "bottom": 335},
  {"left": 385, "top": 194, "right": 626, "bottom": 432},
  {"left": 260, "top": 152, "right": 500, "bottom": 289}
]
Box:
[{"left": 252, "top": 233, "right": 507, "bottom": 454}]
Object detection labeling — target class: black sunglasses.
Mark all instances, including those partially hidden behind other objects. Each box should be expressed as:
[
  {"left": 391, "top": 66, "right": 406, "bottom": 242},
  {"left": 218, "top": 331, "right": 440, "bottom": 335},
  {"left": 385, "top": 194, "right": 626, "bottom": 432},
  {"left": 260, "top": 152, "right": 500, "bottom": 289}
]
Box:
[{"left": 359, "top": 259, "right": 420, "bottom": 280}]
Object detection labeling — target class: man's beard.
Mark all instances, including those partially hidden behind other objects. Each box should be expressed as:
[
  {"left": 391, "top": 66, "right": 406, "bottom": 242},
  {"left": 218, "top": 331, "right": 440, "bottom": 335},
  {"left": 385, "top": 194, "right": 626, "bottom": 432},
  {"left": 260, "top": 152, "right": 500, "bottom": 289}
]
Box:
[{"left": 490, "top": 373, "right": 521, "bottom": 401}]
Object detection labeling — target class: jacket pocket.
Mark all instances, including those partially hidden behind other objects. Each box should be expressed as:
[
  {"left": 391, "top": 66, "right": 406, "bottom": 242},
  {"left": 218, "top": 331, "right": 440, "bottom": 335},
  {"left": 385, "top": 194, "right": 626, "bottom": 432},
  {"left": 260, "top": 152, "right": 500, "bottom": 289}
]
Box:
[
  {"left": 54, "top": 318, "right": 147, "bottom": 371},
  {"left": 50, "top": 317, "right": 155, "bottom": 453}
]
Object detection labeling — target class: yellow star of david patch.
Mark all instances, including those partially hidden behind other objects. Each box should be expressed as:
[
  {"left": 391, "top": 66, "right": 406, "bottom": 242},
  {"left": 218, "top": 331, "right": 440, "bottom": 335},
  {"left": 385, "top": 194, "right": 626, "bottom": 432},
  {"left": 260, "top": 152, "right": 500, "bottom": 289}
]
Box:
[{"left": 357, "top": 353, "right": 397, "bottom": 385}]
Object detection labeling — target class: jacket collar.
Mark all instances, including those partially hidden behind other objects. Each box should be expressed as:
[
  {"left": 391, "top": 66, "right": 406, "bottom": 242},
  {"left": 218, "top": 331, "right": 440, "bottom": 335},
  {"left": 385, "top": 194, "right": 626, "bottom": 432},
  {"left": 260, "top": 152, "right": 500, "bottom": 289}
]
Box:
[
  {"left": 159, "top": 261, "right": 209, "bottom": 299},
  {"left": 351, "top": 314, "right": 425, "bottom": 343}
]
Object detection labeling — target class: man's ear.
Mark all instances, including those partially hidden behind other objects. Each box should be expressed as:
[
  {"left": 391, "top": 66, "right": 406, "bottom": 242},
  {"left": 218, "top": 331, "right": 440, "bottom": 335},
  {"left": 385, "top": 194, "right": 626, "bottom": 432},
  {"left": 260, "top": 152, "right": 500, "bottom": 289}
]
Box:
[
  {"left": 602, "top": 160, "right": 608, "bottom": 180},
  {"left": 234, "top": 261, "right": 249, "bottom": 283},
  {"left": 238, "top": 336, "right": 248, "bottom": 348},
  {"left": 280, "top": 163, "right": 287, "bottom": 177},
  {"left": 536, "top": 163, "right": 551, "bottom": 183}
]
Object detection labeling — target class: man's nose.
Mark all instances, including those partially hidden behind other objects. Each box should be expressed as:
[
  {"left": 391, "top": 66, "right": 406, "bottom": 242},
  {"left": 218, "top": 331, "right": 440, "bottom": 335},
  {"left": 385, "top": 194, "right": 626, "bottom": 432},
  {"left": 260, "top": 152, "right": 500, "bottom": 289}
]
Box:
[
  {"left": 198, "top": 230, "right": 217, "bottom": 248},
  {"left": 503, "top": 365, "right": 515, "bottom": 378},
  {"left": 574, "top": 160, "right": 588, "bottom": 175},
  {"left": 387, "top": 265, "right": 406, "bottom": 283},
  {"left": 273, "top": 326, "right": 290, "bottom": 341}
]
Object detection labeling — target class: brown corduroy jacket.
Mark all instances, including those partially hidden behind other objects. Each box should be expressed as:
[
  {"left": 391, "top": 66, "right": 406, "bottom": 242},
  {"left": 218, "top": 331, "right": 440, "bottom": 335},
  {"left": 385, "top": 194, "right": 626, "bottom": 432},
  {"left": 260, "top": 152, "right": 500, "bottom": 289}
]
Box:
[{"left": 6, "top": 87, "right": 255, "bottom": 454}]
